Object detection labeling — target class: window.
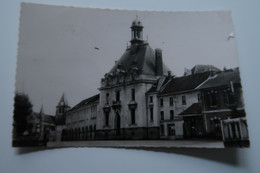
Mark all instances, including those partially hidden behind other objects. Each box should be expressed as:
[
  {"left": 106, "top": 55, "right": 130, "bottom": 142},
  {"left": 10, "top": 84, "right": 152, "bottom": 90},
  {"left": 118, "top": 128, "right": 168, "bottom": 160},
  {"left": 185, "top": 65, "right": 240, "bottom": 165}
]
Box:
[
  {"left": 149, "top": 96, "right": 153, "bottom": 103},
  {"left": 131, "top": 109, "right": 135, "bottom": 124},
  {"left": 208, "top": 90, "right": 219, "bottom": 107},
  {"left": 223, "top": 90, "right": 235, "bottom": 106},
  {"left": 182, "top": 95, "right": 186, "bottom": 105},
  {"left": 106, "top": 93, "right": 109, "bottom": 104},
  {"left": 160, "top": 125, "right": 165, "bottom": 135},
  {"left": 91, "top": 106, "right": 97, "bottom": 119},
  {"left": 160, "top": 111, "right": 164, "bottom": 120},
  {"left": 116, "top": 91, "right": 120, "bottom": 101},
  {"left": 150, "top": 107, "right": 153, "bottom": 121},
  {"left": 170, "top": 110, "right": 174, "bottom": 120},
  {"left": 160, "top": 98, "right": 164, "bottom": 107},
  {"left": 228, "top": 94, "right": 235, "bottom": 105},
  {"left": 105, "top": 112, "right": 109, "bottom": 126},
  {"left": 131, "top": 89, "right": 135, "bottom": 101},
  {"left": 169, "top": 97, "right": 174, "bottom": 106},
  {"left": 168, "top": 124, "right": 175, "bottom": 136}
]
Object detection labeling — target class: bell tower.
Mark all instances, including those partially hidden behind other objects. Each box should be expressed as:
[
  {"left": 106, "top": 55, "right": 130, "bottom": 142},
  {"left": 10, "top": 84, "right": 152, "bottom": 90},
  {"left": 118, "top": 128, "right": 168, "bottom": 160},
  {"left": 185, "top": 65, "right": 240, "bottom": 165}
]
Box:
[
  {"left": 130, "top": 16, "right": 144, "bottom": 45},
  {"left": 55, "top": 93, "right": 70, "bottom": 125}
]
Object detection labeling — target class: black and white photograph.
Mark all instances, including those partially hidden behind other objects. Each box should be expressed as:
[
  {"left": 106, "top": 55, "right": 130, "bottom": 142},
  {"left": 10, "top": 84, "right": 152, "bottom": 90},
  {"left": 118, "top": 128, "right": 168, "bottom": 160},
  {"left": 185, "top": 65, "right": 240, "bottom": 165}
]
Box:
[{"left": 13, "top": 3, "right": 250, "bottom": 148}]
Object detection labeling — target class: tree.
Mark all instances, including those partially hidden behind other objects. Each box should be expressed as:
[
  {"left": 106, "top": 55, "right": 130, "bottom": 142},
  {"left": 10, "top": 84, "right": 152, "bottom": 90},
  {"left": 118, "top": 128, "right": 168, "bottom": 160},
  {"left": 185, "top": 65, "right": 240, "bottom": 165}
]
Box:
[{"left": 13, "top": 93, "right": 33, "bottom": 136}]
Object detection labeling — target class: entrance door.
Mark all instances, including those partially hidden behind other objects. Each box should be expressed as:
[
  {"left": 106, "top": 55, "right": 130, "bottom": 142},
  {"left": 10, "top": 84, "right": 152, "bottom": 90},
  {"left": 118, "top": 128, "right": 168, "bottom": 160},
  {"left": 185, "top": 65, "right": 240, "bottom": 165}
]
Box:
[{"left": 115, "top": 113, "right": 121, "bottom": 136}]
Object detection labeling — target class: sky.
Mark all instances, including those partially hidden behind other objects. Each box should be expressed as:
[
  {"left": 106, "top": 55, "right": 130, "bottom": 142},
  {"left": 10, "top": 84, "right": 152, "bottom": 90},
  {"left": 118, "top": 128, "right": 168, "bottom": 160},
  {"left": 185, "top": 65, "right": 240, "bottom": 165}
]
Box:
[{"left": 15, "top": 3, "right": 239, "bottom": 115}]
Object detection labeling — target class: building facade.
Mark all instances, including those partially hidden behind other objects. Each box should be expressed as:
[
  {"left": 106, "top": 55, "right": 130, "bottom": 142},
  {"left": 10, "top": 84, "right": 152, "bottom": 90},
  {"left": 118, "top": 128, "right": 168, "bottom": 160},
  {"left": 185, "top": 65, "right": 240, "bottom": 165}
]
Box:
[
  {"left": 198, "top": 69, "right": 246, "bottom": 139},
  {"left": 63, "top": 94, "right": 99, "bottom": 141},
  {"left": 157, "top": 71, "right": 213, "bottom": 139},
  {"left": 96, "top": 18, "right": 171, "bottom": 140}
]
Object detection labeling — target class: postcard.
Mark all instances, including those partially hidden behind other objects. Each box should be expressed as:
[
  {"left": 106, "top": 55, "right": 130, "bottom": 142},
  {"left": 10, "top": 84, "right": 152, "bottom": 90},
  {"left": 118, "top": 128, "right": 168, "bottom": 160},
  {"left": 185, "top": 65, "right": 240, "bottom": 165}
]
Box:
[{"left": 13, "top": 3, "right": 249, "bottom": 148}]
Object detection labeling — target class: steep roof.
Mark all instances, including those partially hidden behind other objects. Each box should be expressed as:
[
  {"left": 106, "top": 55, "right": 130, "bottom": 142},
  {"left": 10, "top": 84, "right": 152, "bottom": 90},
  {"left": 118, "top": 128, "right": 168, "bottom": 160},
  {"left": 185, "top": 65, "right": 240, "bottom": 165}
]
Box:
[
  {"left": 29, "top": 112, "right": 55, "bottom": 124},
  {"left": 198, "top": 70, "right": 241, "bottom": 89},
  {"left": 108, "top": 43, "right": 170, "bottom": 76},
  {"left": 43, "top": 114, "right": 55, "bottom": 124},
  {"left": 159, "top": 72, "right": 210, "bottom": 95},
  {"left": 69, "top": 94, "right": 100, "bottom": 112},
  {"left": 57, "top": 93, "right": 69, "bottom": 107}
]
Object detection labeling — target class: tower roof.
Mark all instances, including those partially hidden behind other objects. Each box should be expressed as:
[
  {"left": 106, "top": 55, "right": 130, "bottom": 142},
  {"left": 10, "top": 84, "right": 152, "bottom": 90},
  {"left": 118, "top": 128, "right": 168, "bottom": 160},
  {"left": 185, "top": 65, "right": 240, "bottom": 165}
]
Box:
[
  {"left": 131, "top": 18, "right": 143, "bottom": 27},
  {"left": 57, "top": 93, "right": 69, "bottom": 107},
  {"left": 131, "top": 15, "right": 143, "bottom": 27},
  {"left": 108, "top": 43, "right": 170, "bottom": 76}
]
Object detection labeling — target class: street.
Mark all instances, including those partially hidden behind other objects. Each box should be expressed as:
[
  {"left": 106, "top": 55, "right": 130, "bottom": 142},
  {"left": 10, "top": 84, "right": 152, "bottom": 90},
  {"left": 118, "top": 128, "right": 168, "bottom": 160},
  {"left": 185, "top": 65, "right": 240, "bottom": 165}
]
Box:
[{"left": 47, "top": 140, "right": 224, "bottom": 148}]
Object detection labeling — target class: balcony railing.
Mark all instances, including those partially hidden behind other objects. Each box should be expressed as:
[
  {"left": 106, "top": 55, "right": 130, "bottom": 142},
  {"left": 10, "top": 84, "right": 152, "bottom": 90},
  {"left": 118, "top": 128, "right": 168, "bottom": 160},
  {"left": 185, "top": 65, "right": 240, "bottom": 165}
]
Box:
[{"left": 112, "top": 100, "right": 121, "bottom": 109}]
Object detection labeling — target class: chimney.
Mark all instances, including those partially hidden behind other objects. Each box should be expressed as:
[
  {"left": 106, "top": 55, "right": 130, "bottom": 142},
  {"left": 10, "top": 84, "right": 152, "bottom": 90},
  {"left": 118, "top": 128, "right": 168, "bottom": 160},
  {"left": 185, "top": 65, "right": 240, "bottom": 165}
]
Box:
[{"left": 155, "top": 48, "right": 163, "bottom": 75}]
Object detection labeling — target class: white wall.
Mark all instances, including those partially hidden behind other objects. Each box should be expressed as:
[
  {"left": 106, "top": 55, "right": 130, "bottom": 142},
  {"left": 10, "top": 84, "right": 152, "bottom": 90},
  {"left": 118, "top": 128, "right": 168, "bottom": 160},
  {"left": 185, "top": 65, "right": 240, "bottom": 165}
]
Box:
[
  {"left": 99, "top": 82, "right": 154, "bottom": 129},
  {"left": 1, "top": 1, "right": 260, "bottom": 173}
]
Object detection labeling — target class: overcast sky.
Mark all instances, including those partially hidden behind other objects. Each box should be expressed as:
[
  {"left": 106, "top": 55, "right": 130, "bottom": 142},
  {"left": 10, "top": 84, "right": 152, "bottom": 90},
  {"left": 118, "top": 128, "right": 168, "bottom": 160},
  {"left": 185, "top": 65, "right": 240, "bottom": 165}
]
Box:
[{"left": 16, "top": 3, "right": 239, "bottom": 115}]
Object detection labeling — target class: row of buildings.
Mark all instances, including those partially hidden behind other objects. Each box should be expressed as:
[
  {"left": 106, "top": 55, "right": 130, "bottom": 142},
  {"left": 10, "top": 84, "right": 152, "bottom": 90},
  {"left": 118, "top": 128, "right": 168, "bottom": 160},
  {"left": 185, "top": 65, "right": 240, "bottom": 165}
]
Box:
[{"left": 25, "top": 17, "right": 249, "bottom": 147}]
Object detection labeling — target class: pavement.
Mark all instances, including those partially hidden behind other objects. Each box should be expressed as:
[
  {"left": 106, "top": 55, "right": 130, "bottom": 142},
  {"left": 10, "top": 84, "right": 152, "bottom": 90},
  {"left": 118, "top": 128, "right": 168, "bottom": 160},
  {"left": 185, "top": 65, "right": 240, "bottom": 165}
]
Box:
[{"left": 47, "top": 140, "right": 224, "bottom": 148}]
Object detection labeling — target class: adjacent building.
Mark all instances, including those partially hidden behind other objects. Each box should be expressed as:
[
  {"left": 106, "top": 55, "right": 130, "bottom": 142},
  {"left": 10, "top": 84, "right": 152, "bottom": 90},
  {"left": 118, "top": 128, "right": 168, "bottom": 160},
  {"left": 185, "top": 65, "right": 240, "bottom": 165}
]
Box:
[
  {"left": 64, "top": 94, "right": 99, "bottom": 141},
  {"left": 25, "top": 106, "right": 56, "bottom": 145},
  {"left": 157, "top": 71, "right": 212, "bottom": 139}
]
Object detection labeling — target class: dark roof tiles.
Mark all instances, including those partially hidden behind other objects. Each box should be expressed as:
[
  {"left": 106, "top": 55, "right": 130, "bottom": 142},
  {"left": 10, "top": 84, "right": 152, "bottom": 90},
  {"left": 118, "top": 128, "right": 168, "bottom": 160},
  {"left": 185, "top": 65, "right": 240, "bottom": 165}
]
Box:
[
  {"left": 69, "top": 94, "right": 99, "bottom": 112},
  {"left": 198, "top": 70, "right": 241, "bottom": 89},
  {"left": 160, "top": 72, "right": 210, "bottom": 95},
  {"left": 179, "top": 103, "right": 202, "bottom": 115},
  {"left": 109, "top": 43, "right": 170, "bottom": 76}
]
